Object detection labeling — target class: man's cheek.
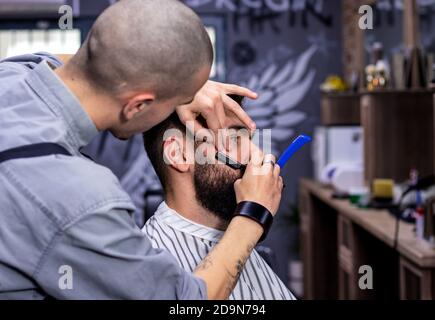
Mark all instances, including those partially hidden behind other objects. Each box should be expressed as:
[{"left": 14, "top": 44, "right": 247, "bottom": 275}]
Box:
[
  {"left": 194, "top": 143, "right": 214, "bottom": 165},
  {"left": 238, "top": 139, "right": 253, "bottom": 164}
]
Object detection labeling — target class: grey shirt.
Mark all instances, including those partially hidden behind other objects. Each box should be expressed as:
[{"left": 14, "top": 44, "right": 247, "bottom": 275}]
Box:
[{"left": 0, "top": 53, "right": 207, "bottom": 300}]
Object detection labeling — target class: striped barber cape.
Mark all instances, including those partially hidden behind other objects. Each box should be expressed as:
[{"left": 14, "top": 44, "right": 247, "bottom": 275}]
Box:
[{"left": 142, "top": 202, "right": 296, "bottom": 300}]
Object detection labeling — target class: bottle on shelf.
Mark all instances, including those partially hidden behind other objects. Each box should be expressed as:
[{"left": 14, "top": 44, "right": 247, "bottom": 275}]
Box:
[{"left": 365, "top": 42, "right": 390, "bottom": 91}]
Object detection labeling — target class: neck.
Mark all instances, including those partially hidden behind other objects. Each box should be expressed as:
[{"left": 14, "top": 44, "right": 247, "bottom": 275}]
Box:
[
  {"left": 54, "top": 64, "right": 117, "bottom": 131},
  {"left": 165, "top": 182, "right": 229, "bottom": 231}
]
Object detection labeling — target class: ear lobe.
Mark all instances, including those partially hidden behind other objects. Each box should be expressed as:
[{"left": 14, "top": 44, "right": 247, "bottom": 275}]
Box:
[
  {"left": 163, "top": 137, "right": 190, "bottom": 173},
  {"left": 123, "top": 93, "right": 155, "bottom": 120}
]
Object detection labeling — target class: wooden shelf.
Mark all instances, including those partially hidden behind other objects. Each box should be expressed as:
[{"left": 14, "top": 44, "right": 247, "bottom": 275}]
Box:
[{"left": 321, "top": 92, "right": 361, "bottom": 126}]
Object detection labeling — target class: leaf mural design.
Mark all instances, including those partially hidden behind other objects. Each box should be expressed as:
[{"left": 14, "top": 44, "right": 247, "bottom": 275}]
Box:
[
  {"left": 276, "top": 70, "right": 316, "bottom": 113},
  {"left": 286, "top": 45, "right": 317, "bottom": 87},
  {"left": 269, "top": 61, "right": 294, "bottom": 88},
  {"left": 247, "top": 74, "right": 259, "bottom": 89},
  {"left": 258, "top": 64, "right": 278, "bottom": 87},
  {"left": 241, "top": 45, "right": 317, "bottom": 153},
  {"left": 274, "top": 111, "right": 306, "bottom": 127}
]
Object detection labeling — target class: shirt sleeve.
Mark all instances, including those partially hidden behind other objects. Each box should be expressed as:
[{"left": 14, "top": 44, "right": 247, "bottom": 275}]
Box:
[{"left": 33, "top": 208, "right": 207, "bottom": 300}]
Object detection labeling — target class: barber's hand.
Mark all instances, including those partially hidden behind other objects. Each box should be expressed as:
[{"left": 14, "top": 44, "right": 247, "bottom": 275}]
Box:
[
  {"left": 233, "top": 151, "right": 283, "bottom": 216},
  {"left": 176, "top": 80, "right": 258, "bottom": 141}
]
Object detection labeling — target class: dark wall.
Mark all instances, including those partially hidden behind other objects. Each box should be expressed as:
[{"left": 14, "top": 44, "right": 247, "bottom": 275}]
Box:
[{"left": 366, "top": 1, "right": 435, "bottom": 59}]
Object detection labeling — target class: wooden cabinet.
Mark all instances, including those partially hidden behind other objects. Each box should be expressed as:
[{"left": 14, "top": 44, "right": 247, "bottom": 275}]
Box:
[
  {"left": 299, "top": 189, "right": 338, "bottom": 299},
  {"left": 400, "top": 257, "right": 435, "bottom": 300},
  {"left": 361, "top": 91, "right": 434, "bottom": 186},
  {"left": 300, "top": 179, "right": 434, "bottom": 300},
  {"left": 338, "top": 215, "right": 356, "bottom": 299}
]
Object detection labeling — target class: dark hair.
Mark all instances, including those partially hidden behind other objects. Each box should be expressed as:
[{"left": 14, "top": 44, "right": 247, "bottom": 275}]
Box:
[
  {"left": 143, "top": 113, "right": 185, "bottom": 191},
  {"left": 227, "top": 94, "right": 244, "bottom": 106}
]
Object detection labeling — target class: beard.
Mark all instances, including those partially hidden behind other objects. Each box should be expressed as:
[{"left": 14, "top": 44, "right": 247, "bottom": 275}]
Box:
[{"left": 193, "top": 164, "right": 242, "bottom": 222}]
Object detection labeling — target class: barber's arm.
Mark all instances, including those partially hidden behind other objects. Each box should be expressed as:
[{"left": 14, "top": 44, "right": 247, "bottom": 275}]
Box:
[{"left": 36, "top": 208, "right": 207, "bottom": 300}]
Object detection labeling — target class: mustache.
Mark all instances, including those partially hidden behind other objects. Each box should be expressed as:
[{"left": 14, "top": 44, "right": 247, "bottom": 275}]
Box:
[{"left": 215, "top": 151, "right": 247, "bottom": 172}]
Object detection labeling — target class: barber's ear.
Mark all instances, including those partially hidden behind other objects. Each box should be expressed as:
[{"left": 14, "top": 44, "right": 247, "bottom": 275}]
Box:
[
  {"left": 163, "top": 136, "right": 190, "bottom": 173},
  {"left": 123, "top": 93, "right": 156, "bottom": 121}
]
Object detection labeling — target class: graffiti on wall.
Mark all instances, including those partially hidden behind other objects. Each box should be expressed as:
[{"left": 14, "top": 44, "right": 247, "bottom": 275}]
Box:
[{"left": 183, "top": 0, "right": 333, "bottom": 33}]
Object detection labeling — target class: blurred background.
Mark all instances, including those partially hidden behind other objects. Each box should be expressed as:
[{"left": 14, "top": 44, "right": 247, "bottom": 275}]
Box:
[{"left": 2, "top": 0, "right": 435, "bottom": 299}]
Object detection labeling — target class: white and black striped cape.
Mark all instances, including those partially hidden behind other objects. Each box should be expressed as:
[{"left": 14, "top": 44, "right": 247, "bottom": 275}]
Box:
[{"left": 142, "top": 202, "right": 296, "bottom": 300}]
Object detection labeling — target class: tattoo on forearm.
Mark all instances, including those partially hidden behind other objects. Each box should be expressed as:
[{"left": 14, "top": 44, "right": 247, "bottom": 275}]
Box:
[
  {"left": 224, "top": 240, "right": 256, "bottom": 296},
  {"left": 194, "top": 218, "right": 259, "bottom": 299},
  {"left": 196, "top": 255, "right": 213, "bottom": 271}
]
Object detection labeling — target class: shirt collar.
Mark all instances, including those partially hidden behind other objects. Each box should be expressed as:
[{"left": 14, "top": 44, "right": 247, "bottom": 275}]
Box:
[
  {"left": 25, "top": 60, "right": 98, "bottom": 151},
  {"left": 155, "top": 202, "right": 225, "bottom": 243}
]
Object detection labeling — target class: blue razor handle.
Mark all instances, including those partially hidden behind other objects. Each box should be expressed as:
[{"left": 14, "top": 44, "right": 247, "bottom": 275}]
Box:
[{"left": 277, "top": 135, "right": 312, "bottom": 168}]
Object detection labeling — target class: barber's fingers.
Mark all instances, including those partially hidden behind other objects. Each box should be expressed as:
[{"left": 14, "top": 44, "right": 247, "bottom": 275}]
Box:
[
  {"left": 203, "top": 96, "right": 227, "bottom": 135},
  {"left": 180, "top": 114, "right": 209, "bottom": 141},
  {"left": 221, "top": 94, "right": 256, "bottom": 132},
  {"left": 247, "top": 145, "right": 264, "bottom": 169},
  {"left": 197, "top": 96, "right": 225, "bottom": 133},
  {"left": 273, "top": 164, "right": 281, "bottom": 177},
  {"left": 218, "top": 82, "right": 258, "bottom": 100},
  {"left": 206, "top": 96, "right": 227, "bottom": 152},
  {"left": 262, "top": 154, "right": 276, "bottom": 173},
  {"left": 278, "top": 176, "right": 284, "bottom": 190},
  {"left": 176, "top": 86, "right": 225, "bottom": 132}
]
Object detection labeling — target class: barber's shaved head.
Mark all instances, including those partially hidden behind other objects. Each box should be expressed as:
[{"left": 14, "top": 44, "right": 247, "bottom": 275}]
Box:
[{"left": 69, "top": 0, "right": 213, "bottom": 99}]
